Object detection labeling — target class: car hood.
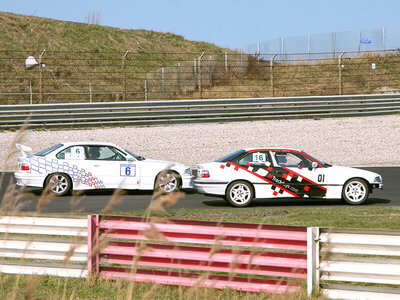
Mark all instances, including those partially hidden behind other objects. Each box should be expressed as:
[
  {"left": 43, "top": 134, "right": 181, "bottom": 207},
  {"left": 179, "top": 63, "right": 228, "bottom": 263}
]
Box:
[
  {"left": 328, "top": 165, "right": 381, "bottom": 182},
  {"left": 143, "top": 159, "right": 190, "bottom": 171}
]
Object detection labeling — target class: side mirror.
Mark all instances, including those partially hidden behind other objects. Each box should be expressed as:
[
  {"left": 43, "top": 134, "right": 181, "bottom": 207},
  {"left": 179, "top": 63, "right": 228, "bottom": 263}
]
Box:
[{"left": 311, "top": 162, "right": 318, "bottom": 169}]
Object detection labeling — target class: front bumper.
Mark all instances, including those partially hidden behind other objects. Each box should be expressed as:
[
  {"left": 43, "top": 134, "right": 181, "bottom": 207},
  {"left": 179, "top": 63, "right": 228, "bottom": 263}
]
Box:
[
  {"left": 371, "top": 183, "right": 383, "bottom": 190},
  {"left": 181, "top": 175, "right": 195, "bottom": 189}
]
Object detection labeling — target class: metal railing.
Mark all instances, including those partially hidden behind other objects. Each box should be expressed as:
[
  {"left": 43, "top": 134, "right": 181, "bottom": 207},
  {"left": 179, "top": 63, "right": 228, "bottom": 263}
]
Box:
[
  {"left": 1, "top": 215, "right": 400, "bottom": 298},
  {"left": 1, "top": 93, "right": 399, "bottom": 130}
]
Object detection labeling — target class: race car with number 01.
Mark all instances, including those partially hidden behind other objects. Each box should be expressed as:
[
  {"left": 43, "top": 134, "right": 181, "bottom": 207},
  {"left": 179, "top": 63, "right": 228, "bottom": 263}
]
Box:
[
  {"left": 14, "top": 142, "right": 194, "bottom": 196},
  {"left": 194, "top": 148, "right": 383, "bottom": 207}
]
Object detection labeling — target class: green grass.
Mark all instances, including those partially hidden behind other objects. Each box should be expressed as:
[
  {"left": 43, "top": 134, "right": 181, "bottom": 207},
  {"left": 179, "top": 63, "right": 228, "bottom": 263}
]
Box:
[{"left": 0, "top": 274, "right": 325, "bottom": 300}]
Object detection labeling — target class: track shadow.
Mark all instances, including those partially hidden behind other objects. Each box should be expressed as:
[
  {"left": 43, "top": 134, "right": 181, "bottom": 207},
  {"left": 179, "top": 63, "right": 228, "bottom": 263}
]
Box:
[{"left": 202, "top": 197, "right": 391, "bottom": 208}]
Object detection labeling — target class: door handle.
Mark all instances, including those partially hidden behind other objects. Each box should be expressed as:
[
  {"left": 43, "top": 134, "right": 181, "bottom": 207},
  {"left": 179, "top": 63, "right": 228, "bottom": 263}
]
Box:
[{"left": 93, "top": 164, "right": 100, "bottom": 167}]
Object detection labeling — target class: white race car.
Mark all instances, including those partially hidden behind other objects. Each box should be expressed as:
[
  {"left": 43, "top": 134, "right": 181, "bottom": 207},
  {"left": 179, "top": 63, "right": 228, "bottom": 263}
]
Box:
[
  {"left": 195, "top": 148, "right": 383, "bottom": 207},
  {"left": 15, "top": 142, "right": 194, "bottom": 196}
]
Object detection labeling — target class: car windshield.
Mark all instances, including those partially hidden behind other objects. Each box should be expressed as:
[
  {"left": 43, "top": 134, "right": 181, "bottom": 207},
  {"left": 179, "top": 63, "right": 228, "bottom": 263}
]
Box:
[
  {"left": 123, "top": 147, "right": 145, "bottom": 161},
  {"left": 35, "top": 144, "right": 64, "bottom": 156},
  {"left": 215, "top": 150, "right": 246, "bottom": 162},
  {"left": 302, "top": 151, "right": 330, "bottom": 167}
]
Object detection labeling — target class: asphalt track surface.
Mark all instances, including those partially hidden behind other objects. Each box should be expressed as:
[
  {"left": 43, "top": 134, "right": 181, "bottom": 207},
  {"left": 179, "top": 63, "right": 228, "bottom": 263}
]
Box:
[{"left": 0, "top": 167, "right": 398, "bottom": 213}]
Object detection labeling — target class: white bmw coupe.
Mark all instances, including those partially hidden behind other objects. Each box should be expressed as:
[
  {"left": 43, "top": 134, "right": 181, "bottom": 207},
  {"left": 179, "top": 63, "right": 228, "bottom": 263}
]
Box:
[
  {"left": 195, "top": 148, "right": 383, "bottom": 207},
  {"left": 15, "top": 142, "right": 194, "bottom": 196}
]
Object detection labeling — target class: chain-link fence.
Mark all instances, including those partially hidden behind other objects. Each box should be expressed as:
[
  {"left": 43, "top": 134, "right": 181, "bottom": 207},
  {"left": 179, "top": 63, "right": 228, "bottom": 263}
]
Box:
[
  {"left": 1, "top": 49, "right": 400, "bottom": 104},
  {"left": 242, "top": 27, "right": 400, "bottom": 61}
]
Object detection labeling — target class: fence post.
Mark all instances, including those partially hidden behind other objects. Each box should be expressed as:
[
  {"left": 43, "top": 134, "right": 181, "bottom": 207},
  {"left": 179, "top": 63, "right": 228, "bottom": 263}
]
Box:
[
  {"left": 382, "top": 27, "right": 385, "bottom": 52},
  {"left": 209, "top": 56, "right": 213, "bottom": 86},
  {"left": 29, "top": 81, "right": 33, "bottom": 105},
  {"left": 193, "top": 58, "right": 197, "bottom": 90},
  {"left": 339, "top": 52, "right": 345, "bottom": 95},
  {"left": 270, "top": 53, "right": 277, "bottom": 97},
  {"left": 177, "top": 63, "right": 181, "bottom": 93},
  {"left": 161, "top": 67, "right": 165, "bottom": 96},
  {"left": 308, "top": 34, "right": 311, "bottom": 61},
  {"left": 145, "top": 80, "right": 148, "bottom": 101},
  {"left": 122, "top": 51, "right": 129, "bottom": 101},
  {"left": 307, "top": 227, "right": 320, "bottom": 296},
  {"left": 87, "top": 214, "right": 100, "bottom": 276},
  {"left": 240, "top": 52, "right": 243, "bottom": 77},
  {"left": 198, "top": 52, "right": 204, "bottom": 99},
  {"left": 38, "top": 49, "right": 46, "bottom": 104},
  {"left": 225, "top": 52, "right": 228, "bottom": 73},
  {"left": 89, "top": 82, "right": 92, "bottom": 103}
]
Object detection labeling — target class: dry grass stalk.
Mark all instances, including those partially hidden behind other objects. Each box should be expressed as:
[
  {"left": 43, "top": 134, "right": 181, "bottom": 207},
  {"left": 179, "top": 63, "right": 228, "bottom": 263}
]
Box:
[
  {"left": 102, "top": 188, "right": 125, "bottom": 213},
  {"left": 36, "top": 183, "right": 56, "bottom": 212}
]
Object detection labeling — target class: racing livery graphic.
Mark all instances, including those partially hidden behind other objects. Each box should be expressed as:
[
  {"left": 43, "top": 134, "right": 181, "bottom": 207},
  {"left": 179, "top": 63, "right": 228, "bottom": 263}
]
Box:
[
  {"left": 194, "top": 148, "right": 383, "bottom": 207},
  {"left": 25, "top": 155, "right": 106, "bottom": 189}
]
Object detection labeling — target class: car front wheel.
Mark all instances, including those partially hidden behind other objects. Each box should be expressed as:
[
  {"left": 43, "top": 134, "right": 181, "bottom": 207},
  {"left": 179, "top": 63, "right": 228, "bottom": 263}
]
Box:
[
  {"left": 155, "top": 171, "right": 181, "bottom": 193},
  {"left": 342, "top": 178, "right": 369, "bottom": 205},
  {"left": 226, "top": 181, "right": 254, "bottom": 207},
  {"left": 45, "top": 173, "right": 72, "bottom": 196}
]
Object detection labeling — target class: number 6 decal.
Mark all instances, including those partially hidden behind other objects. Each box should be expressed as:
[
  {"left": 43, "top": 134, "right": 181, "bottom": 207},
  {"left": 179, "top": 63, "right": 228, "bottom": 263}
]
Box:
[{"left": 120, "top": 164, "right": 136, "bottom": 177}]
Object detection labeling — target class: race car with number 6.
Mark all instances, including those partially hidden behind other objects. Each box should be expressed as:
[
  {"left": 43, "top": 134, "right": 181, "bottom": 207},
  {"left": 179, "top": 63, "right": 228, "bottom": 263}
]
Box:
[
  {"left": 15, "top": 142, "right": 194, "bottom": 196},
  {"left": 194, "top": 148, "right": 383, "bottom": 207}
]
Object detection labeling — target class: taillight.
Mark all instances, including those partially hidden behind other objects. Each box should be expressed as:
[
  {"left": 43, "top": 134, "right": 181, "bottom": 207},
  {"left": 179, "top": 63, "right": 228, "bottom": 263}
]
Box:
[
  {"left": 20, "top": 164, "right": 30, "bottom": 171},
  {"left": 200, "top": 170, "right": 210, "bottom": 178}
]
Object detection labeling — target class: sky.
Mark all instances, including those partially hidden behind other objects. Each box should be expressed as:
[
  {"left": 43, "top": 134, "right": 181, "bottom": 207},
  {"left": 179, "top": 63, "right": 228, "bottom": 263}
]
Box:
[{"left": 1, "top": 0, "right": 400, "bottom": 49}]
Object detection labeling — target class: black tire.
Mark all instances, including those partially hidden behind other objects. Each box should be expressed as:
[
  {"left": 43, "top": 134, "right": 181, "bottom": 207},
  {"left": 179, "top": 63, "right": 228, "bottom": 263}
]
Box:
[
  {"left": 342, "top": 178, "right": 369, "bottom": 205},
  {"left": 155, "top": 170, "right": 181, "bottom": 193},
  {"left": 45, "top": 173, "right": 72, "bottom": 196},
  {"left": 225, "top": 181, "right": 254, "bottom": 207}
]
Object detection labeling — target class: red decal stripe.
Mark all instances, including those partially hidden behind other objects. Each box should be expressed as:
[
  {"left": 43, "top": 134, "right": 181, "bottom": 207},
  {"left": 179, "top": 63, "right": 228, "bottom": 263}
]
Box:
[
  {"left": 226, "top": 161, "right": 300, "bottom": 198},
  {"left": 281, "top": 167, "right": 327, "bottom": 191}
]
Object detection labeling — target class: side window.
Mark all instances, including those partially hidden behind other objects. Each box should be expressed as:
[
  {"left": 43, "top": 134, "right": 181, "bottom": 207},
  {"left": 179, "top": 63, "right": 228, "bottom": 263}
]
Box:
[
  {"left": 87, "top": 146, "right": 126, "bottom": 161},
  {"left": 56, "top": 146, "right": 86, "bottom": 160},
  {"left": 272, "top": 151, "right": 312, "bottom": 168},
  {"left": 238, "top": 151, "right": 271, "bottom": 166}
]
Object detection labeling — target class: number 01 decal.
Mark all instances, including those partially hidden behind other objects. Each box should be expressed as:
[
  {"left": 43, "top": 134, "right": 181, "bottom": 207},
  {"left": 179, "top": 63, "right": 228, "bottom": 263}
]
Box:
[
  {"left": 120, "top": 164, "right": 136, "bottom": 177},
  {"left": 318, "top": 174, "right": 325, "bottom": 183}
]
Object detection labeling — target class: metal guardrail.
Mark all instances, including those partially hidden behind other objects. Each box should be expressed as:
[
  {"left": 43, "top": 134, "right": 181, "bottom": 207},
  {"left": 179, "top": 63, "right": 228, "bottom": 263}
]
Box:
[
  {"left": 1, "top": 215, "right": 400, "bottom": 298},
  {"left": 0, "top": 216, "right": 87, "bottom": 278},
  {"left": 0, "top": 93, "right": 400, "bottom": 129}
]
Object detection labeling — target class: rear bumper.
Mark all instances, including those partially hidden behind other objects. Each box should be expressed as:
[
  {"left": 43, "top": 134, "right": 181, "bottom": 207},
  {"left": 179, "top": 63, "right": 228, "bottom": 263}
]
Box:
[
  {"left": 14, "top": 171, "right": 45, "bottom": 188},
  {"left": 181, "top": 175, "right": 195, "bottom": 189},
  {"left": 194, "top": 180, "right": 227, "bottom": 196}
]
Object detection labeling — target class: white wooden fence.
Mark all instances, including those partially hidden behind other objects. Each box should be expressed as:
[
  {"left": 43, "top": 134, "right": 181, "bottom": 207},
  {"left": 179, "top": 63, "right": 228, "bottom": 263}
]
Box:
[{"left": 1, "top": 215, "right": 400, "bottom": 299}]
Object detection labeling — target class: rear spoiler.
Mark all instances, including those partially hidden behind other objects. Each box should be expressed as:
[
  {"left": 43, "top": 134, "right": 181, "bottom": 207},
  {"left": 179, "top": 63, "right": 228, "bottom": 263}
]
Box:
[{"left": 16, "top": 144, "right": 33, "bottom": 158}]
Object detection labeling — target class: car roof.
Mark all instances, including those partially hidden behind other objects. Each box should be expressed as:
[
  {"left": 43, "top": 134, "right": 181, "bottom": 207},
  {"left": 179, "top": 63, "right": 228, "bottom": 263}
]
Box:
[
  {"left": 61, "top": 141, "right": 120, "bottom": 147},
  {"left": 244, "top": 147, "right": 303, "bottom": 152}
]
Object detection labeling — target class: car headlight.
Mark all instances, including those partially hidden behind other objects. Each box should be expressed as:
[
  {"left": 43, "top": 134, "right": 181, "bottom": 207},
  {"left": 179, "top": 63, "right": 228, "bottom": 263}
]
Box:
[
  {"left": 374, "top": 176, "right": 382, "bottom": 183},
  {"left": 184, "top": 168, "right": 192, "bottom": 176}
]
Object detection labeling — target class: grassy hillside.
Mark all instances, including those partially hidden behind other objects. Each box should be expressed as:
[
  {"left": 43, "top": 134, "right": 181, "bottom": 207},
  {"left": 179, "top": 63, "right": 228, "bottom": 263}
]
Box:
[
  {"left": 0, "top": 11, "right": 225, "bottom": 53},
  {"left": 1, "top": 11, "right": 400, "bottom": 105}
]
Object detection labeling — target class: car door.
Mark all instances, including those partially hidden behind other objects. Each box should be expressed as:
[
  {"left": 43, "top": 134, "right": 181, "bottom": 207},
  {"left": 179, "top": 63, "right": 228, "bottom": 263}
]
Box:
[
  {"left": 55, "top": 145, "right": 92, "bottom": 190},
  {"left": 270, "top": 150, "right": 327, "bottom": 198},
  {"left": 86, "top": 145, "right": 140, "bottom": 189}
]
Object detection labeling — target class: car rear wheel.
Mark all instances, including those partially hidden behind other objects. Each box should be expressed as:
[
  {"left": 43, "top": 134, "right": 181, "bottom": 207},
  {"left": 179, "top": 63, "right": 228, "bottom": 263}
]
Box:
[
  {"left": 45, "top": 173, "right": 72, "bottom": 196},
  {"left": 342, "top": 178, "right": 369, "bottom": 205},
  {"left": 155, "top": 171, "right": 181, "bottom": 193},
  {"left": 226, "top": 181, "right": 254, "bottom": 207}
]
